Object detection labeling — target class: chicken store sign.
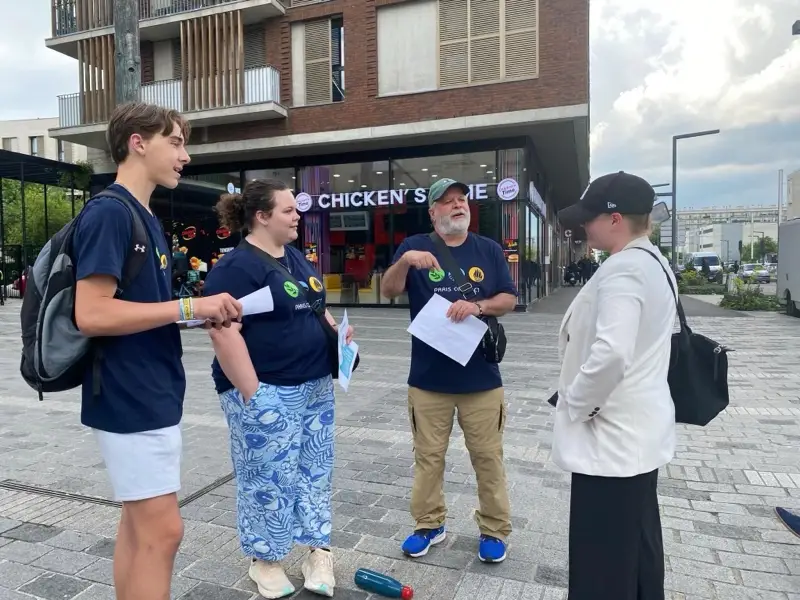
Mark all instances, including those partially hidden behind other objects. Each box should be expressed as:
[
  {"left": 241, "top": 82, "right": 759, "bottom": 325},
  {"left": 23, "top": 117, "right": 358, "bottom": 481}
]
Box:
[{"left": 293, "top": 179, "right": 519, "bottom": 213}]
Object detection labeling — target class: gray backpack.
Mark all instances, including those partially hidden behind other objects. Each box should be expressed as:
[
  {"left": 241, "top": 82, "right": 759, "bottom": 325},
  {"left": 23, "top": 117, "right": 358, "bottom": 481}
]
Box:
[{"left": 19, "top": 189, "right": 149, "bottom": 400}]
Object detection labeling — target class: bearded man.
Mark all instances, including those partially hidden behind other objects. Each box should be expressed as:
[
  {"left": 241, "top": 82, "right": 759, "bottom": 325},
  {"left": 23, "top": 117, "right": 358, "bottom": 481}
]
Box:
[{"left": 381, "top": 177, "right": 517, "bottom": 564}]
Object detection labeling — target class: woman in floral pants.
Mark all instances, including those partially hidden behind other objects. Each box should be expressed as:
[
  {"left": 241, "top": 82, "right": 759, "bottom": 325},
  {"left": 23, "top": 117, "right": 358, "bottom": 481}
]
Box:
[{"left": 203, "top": 179, "right": 354, "bottom": 599}]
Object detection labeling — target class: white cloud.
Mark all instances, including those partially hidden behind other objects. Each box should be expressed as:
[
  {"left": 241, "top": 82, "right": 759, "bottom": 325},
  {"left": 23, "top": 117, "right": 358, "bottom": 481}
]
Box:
[{"left": 590, "top": 0, "right": 800, "bottom": 207}]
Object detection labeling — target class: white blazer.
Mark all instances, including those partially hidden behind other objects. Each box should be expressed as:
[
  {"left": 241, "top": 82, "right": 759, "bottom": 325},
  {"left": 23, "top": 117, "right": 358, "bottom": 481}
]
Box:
[{"left": 551, "top": 236, "right": 678, "bottom": 478}]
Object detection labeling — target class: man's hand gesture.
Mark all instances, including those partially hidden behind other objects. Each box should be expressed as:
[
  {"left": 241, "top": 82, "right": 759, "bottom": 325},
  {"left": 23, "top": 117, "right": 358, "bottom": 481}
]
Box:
[{"left": 403, "top": 251, "right": 442, "bottom": 271}]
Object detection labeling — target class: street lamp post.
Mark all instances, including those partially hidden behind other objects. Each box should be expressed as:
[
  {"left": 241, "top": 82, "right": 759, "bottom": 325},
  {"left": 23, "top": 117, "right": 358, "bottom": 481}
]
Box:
[
  {"left": 671, "top": 130, "right": 721, "bottom": 268},
  {"left": 752, "top": 230, "right": 765, "bottom": 262}
]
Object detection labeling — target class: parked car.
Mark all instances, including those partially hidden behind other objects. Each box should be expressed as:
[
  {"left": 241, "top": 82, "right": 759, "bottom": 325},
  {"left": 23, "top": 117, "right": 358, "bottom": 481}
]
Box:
[
  {"left": 687, "top": 252, "right": 723, "bottom": 282},
  {"left": 739, "top": 263, "right": 770, "bottom": 283}
]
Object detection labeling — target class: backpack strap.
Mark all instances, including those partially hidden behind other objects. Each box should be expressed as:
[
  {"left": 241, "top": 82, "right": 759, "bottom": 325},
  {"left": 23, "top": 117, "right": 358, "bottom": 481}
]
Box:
[
  {"left": 90, "top": 190, "right": 150, "bottom": 297},
  {"left": 428, "top": 232, "right": 480, "bottom": 301},
  {"left": 86, "top": 189, "right": 152, "bottom": 397}
]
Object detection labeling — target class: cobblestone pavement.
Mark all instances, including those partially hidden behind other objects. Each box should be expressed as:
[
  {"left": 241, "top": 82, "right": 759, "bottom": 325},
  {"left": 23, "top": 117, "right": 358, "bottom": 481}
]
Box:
[{"left": 1, "top": 291, "right": 800, "bottom": 600}]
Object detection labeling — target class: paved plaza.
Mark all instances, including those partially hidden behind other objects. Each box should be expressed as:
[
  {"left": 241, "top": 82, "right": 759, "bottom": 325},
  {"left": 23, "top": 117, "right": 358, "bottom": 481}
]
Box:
[{"left": 1, "top": 290, "right": 800, "bottom": 599}]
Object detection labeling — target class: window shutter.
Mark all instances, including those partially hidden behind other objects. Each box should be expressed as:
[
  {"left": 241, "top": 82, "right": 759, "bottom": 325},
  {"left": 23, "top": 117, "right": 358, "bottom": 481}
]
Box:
[
  {"left": 504, "top": 0, "right": 538, "bottom": 79},
  {"left": 438, "top": 0, "right": 468, "bottom": 87},
  {"left": 469, "top": 0, "right": 501, "bottom": 83},
  {"left": 438, "top": 0, "right": 537, "bottom": 87},
  {"left": 304, "top": 19, "right": 332, "bottom": 105},
  {"left": 244, "top": 23, "right": 266, "bottom": 69},
  {"left": 172, "top": 38, "right": 182, "bottom": 78},
  {"left": 141, "top": 41, "right": 154, "bottom": 84}
]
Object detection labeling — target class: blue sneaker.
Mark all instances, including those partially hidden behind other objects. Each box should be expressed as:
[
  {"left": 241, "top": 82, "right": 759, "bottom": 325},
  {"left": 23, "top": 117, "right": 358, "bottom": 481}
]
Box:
[
  {"left": 776, "top": 507, "right": 800, "bottom": 538},
  {"left": 401, "top": 526, "right": 446, "bottom": 558},
  {"left": 478, "top": 535, "right": 507, "bottom": 563}
]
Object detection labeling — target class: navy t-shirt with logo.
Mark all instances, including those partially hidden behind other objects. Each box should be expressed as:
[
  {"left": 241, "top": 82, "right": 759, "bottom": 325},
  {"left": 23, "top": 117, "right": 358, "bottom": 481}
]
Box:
[
  {"left": 73, "top": 184, "right": 186, "bottom": 434},
  {"left": 202, "top": 244, "right": 330, "bottom": 393},
  {"left": 392, "top": 233, "right": 517, "bottom": 394}
]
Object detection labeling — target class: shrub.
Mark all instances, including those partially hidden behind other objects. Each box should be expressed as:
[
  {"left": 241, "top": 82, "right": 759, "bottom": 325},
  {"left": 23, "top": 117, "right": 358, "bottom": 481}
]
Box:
[
  {"left": 677, "top": 269, "right": 725, "bottom": 294},
  {"left": 719, "top": 277, "right": 780, "bottom": 311}
]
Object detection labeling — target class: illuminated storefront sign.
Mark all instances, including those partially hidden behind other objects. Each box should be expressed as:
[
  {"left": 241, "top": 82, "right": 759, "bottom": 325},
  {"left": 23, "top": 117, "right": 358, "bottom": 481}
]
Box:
[{"left": 294, "top": 180, "right": 519, "bottom": 213}]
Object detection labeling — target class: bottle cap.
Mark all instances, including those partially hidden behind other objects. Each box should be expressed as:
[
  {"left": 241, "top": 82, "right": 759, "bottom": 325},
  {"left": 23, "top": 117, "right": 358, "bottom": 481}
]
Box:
[{"left": 401, "top": 585, "right": 414, "bottom": 600}]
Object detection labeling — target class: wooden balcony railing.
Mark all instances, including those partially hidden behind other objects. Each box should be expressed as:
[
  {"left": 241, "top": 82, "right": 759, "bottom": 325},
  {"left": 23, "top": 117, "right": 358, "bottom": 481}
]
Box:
[
  {"left": 57, "top": 65, "right": 281, "bottom": 128},
  {"left": 140, "top": 0, "right": 243, "bottom": 20},
  {"left": 52, "top": 0, "right": 113, "bottom": 37}
]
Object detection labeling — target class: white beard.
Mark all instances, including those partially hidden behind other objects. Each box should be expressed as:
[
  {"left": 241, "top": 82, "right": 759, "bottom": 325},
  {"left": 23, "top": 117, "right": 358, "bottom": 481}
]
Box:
[{"left": 437, "top": 213, "right": 470, "bottom": 235}]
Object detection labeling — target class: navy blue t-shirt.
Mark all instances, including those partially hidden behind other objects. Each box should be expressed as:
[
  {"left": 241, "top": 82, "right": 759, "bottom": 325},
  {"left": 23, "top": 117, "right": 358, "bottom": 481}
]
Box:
[
  {"left": 202, "top": 244, "right": 330, "bottom": 393},
  {"left": 392, "top": 233, "right": 517, "bottom": 394},
  {"left": 73, "top": 184, "right": 185, "bottom": 434}
]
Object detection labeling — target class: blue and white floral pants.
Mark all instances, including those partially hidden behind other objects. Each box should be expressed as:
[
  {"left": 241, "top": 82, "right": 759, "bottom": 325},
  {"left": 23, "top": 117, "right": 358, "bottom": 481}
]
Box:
[{"left": 219, "top": 376, "right": 335, "bottom": 562}]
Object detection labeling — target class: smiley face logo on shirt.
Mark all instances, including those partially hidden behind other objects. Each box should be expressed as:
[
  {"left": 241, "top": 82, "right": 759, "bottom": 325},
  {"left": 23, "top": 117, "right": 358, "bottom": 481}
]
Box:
[
  {"left": 284, "top": 281, "right": 299, "bottom": 298},
  {"left": 309, "top": 276, "right": 323, "bottom": 293},
  {"left": 468, "top": 267, "right": 484, "bottom": 283},
  {"left": 428, "top": 268, "right": 445, "bottom": 283},
  {"left": 156, "top": 248, "right": 168, "bottom": 271}
]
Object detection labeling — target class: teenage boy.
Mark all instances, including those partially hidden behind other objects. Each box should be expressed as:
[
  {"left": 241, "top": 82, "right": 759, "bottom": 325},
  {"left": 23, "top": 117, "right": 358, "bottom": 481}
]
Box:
[{"left": 73, "top": 102, "right": 242, "bottom": 600}]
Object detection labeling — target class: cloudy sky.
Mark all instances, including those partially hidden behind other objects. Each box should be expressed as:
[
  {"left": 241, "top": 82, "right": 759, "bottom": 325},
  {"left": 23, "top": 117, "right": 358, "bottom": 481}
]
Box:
[{"left": 2, "top": 1, "right": 799, "bottom": 209}]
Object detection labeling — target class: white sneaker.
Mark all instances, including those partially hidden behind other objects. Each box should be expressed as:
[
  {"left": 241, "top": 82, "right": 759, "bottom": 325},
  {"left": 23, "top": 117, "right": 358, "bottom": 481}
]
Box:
[
  {"left": 301, "top": 548, "right": 336, "bottom": 597},
  {"left": 248, "top": 558, "right": 295, "bottom": 599}
]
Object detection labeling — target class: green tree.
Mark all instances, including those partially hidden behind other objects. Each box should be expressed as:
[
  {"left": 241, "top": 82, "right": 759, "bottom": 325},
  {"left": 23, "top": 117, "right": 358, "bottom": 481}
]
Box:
[
  {"left": 739, "top": 236, "right": 777, "bottom": 262},
  {"left": 2, "top": 179, "right": 76, "bottom": 247},
  {"left": 649, "top": 224, "right": 661, "bottom": 247}
]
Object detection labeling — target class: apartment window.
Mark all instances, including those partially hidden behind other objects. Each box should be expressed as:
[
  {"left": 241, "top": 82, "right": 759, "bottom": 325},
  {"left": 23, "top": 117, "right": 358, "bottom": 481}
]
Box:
[
  {"left": 172, "top": 38, "right": 182, "bottom": 78},
  {"left": 57, "top": 140, "right": 73, "bottom": 163},
  {"left": 377, "top": 1, "right": 438, "bottom": 96},
  {"left": 29, "top": 136, "right": 44, "bottom": 157},
  {"left": 1, "top": 137, "right": 14, "bottom": 151},
  {"left": 244, "top": 24, "right": 267, "bottom": 69},
  {"left": 331, "top": 17, "right": 344, "bottom": 102},
  {"left": 438, "top": 0, "right": 538, "bottom": 88},
  {"left": 291, "top": 17, "right": 345, "bottom": 106}
]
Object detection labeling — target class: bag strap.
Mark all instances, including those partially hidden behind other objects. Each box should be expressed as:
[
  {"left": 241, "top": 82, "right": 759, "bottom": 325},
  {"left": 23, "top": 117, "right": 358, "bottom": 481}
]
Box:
[
  {"left": 428, "top": 232, "right": 479, "bottom": 301},
  {"left": 628, "top": 246, "right": 689, "bottom": 332},
  {"left": 239, "top": 239, "right": 326, "bottom": 317},
  {"left": 84, "top": 189, "right": 150, "bottom": 296},
  {"left": 86, "top": 188, "right": 151, "bottom": 398}
]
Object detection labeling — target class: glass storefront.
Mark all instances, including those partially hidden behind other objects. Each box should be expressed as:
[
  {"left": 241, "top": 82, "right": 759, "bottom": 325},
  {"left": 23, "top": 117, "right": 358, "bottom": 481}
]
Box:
[
  {"left": 290, "top": 148, "right": 535, "bottom": 306},
  {"left": 128, "top": 141, "right": 561, "bottom": 308}
]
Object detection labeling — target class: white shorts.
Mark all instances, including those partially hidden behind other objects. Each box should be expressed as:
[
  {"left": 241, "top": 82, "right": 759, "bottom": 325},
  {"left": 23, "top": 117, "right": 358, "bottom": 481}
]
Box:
[{"left": 94, "top": 424, "right": 182, "bottom": 502}]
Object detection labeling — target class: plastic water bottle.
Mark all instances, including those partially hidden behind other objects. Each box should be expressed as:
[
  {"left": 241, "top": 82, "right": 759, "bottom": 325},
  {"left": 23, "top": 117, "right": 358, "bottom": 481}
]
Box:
[{"left": 354, "top": 568, "right": 414, "bottom": 599}]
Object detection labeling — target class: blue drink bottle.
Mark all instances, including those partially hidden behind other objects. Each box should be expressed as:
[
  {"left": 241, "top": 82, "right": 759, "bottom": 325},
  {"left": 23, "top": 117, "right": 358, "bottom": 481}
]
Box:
[{"left": 354, "top": 568, "right": 414, "bottom": 599}]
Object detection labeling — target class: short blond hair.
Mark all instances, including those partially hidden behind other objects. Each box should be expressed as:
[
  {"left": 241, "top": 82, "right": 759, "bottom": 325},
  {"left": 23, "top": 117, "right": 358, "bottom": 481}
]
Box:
[{"left": 626, "top": 214, "right": 651, "bottom": 235}]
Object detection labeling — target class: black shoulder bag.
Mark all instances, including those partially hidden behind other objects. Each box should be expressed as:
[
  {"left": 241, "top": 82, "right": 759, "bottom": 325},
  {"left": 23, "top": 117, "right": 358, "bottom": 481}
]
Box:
[
  {"left": 631, "top": 247, "right": 731, "bottom": 426},
  {"left": 240, "top": 240, "right": 359, "bottom": 379},
  {"left": 428, "top": 232, "right": 507, "bottom": 364}
]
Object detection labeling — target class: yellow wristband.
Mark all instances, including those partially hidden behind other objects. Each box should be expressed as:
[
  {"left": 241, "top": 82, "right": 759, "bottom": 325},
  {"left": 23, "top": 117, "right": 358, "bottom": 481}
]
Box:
[{"left": 181, "top": 298, "right": 194, "bottom": 321}]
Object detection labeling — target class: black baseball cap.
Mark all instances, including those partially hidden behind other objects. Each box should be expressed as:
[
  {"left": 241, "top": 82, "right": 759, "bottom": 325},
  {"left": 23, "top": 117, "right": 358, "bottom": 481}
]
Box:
[{"left": 558, "top": 171, "right": 656, "bottom": 229}]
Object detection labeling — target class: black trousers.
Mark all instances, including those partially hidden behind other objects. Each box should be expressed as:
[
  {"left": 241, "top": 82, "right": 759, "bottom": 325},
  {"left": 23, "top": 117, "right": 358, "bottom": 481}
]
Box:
[{"left": 568, "top": 469, "right": 665, "bottom": 600}]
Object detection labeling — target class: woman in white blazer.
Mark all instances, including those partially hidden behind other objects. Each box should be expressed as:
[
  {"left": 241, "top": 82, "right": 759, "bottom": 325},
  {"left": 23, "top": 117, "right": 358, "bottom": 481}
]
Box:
[{"left": 553, "top": 172, "right": 678, "bottom": 600}]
